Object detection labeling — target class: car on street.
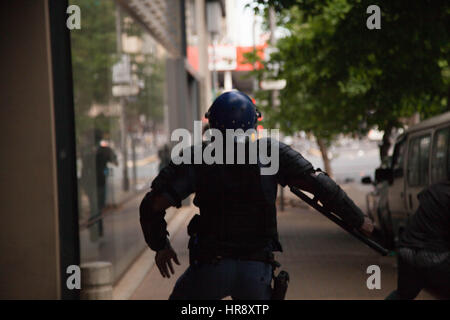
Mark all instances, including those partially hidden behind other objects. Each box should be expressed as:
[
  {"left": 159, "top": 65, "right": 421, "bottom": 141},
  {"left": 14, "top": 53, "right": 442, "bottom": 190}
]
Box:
[{"left": 362, "top": 112, "right": 450, "bottom": 248}]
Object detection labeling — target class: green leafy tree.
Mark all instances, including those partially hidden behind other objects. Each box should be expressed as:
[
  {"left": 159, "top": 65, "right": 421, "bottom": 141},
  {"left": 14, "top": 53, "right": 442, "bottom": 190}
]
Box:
[
  {"left": 70, "top": 0, "right": 117, "bottom": 144},
  {"left": 70, "top": 1, "right": 167, "bottom": 143},
  {"left": 121, "top": 13, "right": 166, "bottom": 133},
  {"left": 250, "top": 0, "right": 449, "bottom": 166}
]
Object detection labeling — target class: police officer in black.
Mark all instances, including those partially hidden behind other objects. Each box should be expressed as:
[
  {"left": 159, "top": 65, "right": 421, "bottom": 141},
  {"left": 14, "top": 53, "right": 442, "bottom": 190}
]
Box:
[{"left": 139, "top": 91, "right": 373, "bottom": 299}]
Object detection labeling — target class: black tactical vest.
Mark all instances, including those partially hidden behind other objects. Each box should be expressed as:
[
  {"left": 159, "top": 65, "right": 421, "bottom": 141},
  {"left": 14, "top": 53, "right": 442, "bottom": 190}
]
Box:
[{"left": 192, "top": 140, "right": 281, "bottom": 255}]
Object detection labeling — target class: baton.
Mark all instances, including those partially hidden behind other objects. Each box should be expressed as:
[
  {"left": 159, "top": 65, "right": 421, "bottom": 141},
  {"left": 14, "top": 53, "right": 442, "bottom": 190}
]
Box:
[{"left": 289, "top": 186, "right": 389, "bottom": 256}]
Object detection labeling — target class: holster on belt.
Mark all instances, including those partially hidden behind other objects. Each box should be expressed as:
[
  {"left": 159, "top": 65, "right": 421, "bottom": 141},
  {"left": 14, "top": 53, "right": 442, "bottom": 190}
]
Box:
[{"left": 271, "top": 270, "right": 290, "bottom": 300}]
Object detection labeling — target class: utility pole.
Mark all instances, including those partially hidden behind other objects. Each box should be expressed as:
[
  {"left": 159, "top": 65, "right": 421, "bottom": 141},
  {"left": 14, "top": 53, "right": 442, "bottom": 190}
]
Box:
[
  {"left": 252, "top": 16, "right": 258, "bottom": 92},
  {"left": 268, "top": 6, "right": 283, "bottom": 211},
  {"left": 268, "top": 6, "right": 277, "bottom": 109},
  {"left": 207, "top": 1, "right": 222, "bottom": 98},
  {"left": 211, "top": 34, "right": 219, "bottom": 98},
  {"left": 115, "top": 4, "right": 129, "bottom": 191}
]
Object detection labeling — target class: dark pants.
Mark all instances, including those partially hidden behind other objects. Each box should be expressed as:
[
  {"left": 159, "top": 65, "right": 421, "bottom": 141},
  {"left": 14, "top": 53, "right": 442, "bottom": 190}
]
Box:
[
  {"left": 169, "top": 259, "right": 273, "bottom": 300},
  {"left": 86, "top": 184, "right": 106, "bottom": 240},
  {"left": 386, "top": 248, "right": 450, "bottom": 300}
]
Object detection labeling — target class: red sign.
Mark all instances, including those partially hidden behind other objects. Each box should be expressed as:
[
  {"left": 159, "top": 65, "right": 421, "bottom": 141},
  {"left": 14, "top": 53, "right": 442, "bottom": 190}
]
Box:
[
  {"left": 187, "top": 44, "right": 268, "bottom": 72},
  {"left": 236, "top": 44, "right": 267, "bottom": 71}
]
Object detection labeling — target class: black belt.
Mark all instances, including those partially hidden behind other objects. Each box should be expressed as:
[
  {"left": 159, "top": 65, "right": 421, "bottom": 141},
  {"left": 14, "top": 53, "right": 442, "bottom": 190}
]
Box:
[{"left": 191, "top": 250, "right": 279, "bottom": 268}]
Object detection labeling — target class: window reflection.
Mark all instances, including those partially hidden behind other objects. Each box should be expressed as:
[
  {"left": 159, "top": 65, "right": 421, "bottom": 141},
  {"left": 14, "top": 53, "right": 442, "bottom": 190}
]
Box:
[
  {"left": 431, "top": 128, "right": 449, "bottom": 183},
  {"left": 408, "top": 135, "right": 431, "bottom": 187},
  {"left": 70, "top": 0, "right": 169, "bottom": 281}
]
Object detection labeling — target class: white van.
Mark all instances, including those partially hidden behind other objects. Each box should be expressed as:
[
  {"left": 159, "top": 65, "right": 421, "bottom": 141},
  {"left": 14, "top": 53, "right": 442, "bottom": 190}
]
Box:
[{"left": 365, "top": 112, "right": 450, "bottom": 248}]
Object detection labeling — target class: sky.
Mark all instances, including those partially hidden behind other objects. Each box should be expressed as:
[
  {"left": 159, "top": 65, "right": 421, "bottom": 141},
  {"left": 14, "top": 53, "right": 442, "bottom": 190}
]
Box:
[
  {"left": 227, "top": 0, "right": 288, "bottom": 46},
  {"left": 226, "top": 0, "right": 265, "bottom": 46}
]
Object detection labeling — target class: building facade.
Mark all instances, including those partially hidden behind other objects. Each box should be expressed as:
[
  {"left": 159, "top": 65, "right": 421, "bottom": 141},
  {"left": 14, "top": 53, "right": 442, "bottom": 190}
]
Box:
[{"left": 0, "top": 0, "right": 225, "bottom": 299}]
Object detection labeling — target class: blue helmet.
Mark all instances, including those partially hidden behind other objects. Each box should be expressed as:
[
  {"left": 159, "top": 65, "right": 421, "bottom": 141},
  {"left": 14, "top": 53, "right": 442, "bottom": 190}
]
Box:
[{"left": 205, "top": 91, "right": 261, "bottom": 131}]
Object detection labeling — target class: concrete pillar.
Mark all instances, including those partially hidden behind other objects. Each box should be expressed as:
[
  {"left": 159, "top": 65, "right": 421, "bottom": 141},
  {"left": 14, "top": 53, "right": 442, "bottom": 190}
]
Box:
[
  {"left": 80, "top": 262, "right": 113, "bottom": 300},
  {"left": 224, "top": 70, "right": 233, "bottom": 91},
  {"left": 0, "top": 0, "right": 61, "bottom": 299},
  {"left": 195, "top": 0, "right": 212, "bottom": 112},
  {"left": 166, "top": 57, "right": 189, "bottom": 133}
]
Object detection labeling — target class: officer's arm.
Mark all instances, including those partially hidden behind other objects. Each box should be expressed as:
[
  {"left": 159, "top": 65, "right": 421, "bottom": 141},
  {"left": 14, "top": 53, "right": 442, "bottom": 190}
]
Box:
[
  {"left": 139, "top": 191, "right": 172, "bottom": 251},
  {"left": 277, "top": 142, "right": 365, "bottom": 229},
  {"left": 290, "top": 170, "right": 365, "bottom": 229},
  {"left": 139, "top": 161, "right": 194, "bottom": 251}
]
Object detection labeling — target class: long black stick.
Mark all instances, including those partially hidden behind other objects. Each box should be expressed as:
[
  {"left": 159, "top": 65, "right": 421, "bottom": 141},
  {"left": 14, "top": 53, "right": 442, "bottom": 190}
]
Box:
[{"left": 289, "top": 186, "right": 389, "bottom": 256}]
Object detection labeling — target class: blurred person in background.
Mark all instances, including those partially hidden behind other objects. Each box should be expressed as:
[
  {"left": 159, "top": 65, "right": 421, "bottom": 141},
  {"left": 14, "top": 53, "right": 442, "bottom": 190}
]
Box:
[{"left": 80, "top": 128, "right": 118, "bottom": 241}]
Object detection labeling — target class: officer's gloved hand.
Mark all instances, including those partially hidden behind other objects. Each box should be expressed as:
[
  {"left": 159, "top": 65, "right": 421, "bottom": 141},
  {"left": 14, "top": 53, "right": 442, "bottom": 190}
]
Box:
[
  {"left": 359, "top": 217, "right": 374, "bottom": 236},
  {"left": 155, "top": 240, "right": 180, "bottom": 278}
]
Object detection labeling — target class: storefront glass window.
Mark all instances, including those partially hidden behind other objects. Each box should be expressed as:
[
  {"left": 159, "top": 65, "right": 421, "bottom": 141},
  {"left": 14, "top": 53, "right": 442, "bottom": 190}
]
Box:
[{"left": 70, "top": 0, "right": 169, "bottom": 281}]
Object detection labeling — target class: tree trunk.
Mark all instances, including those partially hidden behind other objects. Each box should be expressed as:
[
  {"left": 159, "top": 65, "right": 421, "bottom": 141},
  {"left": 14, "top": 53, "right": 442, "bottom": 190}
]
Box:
[
  {"left": 317, "top": 137, "right": 333, "bottom": 177},
  {"left": 379, "top": 123, "right": 394, "bottom": 162}
]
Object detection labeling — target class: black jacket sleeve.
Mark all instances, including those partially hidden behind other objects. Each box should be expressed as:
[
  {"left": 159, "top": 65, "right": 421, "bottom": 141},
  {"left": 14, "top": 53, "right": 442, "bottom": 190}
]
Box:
[
  {"left": 276, "top": 140, "right": 314, "bottom": 186},
  {"left": 139, "top": 155, "right": 195, "bottom": 251},
  {"left": 139, "top": 191, "right": 169, "bottom": 251},
  {"left": 276, "top": 140, "right": 364, "bottom": 228}
]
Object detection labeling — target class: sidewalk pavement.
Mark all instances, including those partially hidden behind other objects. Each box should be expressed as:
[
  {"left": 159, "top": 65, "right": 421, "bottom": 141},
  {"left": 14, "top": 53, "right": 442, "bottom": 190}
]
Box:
[
  {"left": 130, "top": 203, "right": 196, "bottom": 300},
  {"left": 113, "top": 203, "right": 196, "bottom": 299},
  {"left": 129, "top": 183, "right": 433, "bottom": 300}
]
